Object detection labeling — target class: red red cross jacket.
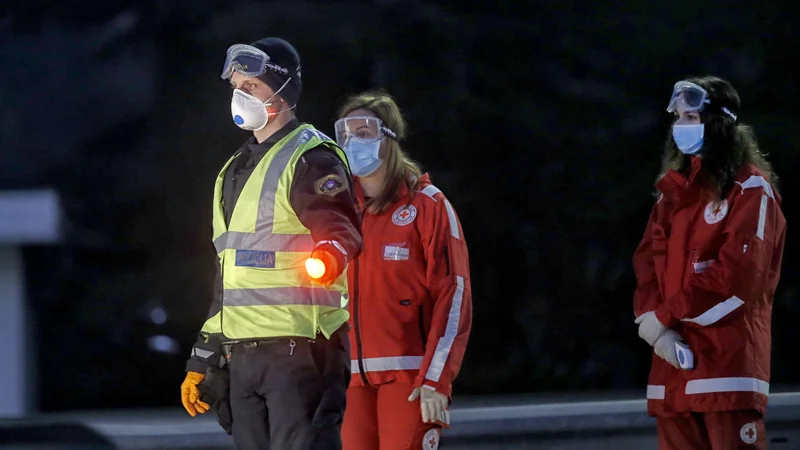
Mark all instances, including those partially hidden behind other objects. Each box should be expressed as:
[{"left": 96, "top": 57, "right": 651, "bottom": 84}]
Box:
[
  {"left": 347, "top": 173, "right": 472, "bottom": 399},
  {"left": 633, "top": 157, "right": 786, "bottom": 416}
]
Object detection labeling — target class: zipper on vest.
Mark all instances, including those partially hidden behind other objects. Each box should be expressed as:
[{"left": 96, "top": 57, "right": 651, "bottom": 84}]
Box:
[{"left": 353, "top": 256, "right": 370, "bottom": 386}]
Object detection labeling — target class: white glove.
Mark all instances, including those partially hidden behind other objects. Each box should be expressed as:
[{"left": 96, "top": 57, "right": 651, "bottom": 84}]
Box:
[
  {"left": 635, "top": 311, "right": 667, "bottom": 346},
  {"left": 653, "top": 329, "right": 682, "bottom": 369},
  {"left": 408, "top": 387, "right": 449, "bottom": 424}
]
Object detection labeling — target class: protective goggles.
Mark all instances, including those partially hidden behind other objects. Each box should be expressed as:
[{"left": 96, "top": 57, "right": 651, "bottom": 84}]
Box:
[
  {"left": 666, "top": 81, "right": 711, "bottom": 114},
  {"left": 666, "top": 80, "right": 738, "bottom": 120},
  {"left": 220, "top": 44, "right": 289, "bottom": 80},
  {"left": 333, "top": 116, "right": 397, "bottom": 147}
]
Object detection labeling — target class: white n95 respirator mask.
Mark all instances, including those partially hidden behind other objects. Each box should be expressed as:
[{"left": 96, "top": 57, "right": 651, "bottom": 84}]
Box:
[{"left": 231, "top": 89, "right": 271, "bottom": 131}]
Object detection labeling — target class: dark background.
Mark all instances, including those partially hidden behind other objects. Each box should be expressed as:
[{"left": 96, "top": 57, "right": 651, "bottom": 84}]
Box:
[{"left": 2, "top": 0, "right": 797, "bottom": 411}]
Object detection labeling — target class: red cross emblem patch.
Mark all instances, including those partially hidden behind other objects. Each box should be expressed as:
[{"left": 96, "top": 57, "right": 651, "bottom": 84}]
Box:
[
  {"left": 703, "top": 199, "right": 728, "bottom": 225},
  {"left": 740, "top": 422, "right": 757, "bottom": 444},
  {"left": 392, "top": 205, "right": 417, "bottom": 226},
  {"left": 422, "top": 428, "right": 439, "bottom": 450}
]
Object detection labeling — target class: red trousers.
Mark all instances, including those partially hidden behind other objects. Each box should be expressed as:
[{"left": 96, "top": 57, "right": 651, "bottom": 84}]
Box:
[
  {"left": 342, "top": 383, "right": 441, "bottom": 450},
  {"left": 657, "top": 410, "right": 766, "bottom": 449}
]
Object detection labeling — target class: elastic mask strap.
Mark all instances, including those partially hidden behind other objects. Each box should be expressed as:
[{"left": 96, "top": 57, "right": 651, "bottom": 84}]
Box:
[
  {"left": 263, "top": 77, "right": 293, "bottom": 106},
  {"left": 268, "top": 104, "right": 297, "bottom": 117},
  {"left": 262, "top": 77, "right": 296, "bottom": 117}
]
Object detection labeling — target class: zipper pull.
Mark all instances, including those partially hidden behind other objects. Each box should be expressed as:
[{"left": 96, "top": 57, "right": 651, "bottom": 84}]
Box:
[{"left": 289, "top": 339, "right": 296, "bottom": 356}]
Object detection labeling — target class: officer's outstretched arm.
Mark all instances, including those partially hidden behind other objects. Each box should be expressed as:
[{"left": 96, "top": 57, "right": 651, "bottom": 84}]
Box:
[{"left": 290, "top": 148, "right": 362, "bottom": 274}]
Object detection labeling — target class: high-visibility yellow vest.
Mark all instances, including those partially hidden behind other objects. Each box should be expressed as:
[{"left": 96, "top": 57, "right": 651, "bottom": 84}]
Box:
[{"left": 201, "top": 124, "right": 351, "bottom": 341}]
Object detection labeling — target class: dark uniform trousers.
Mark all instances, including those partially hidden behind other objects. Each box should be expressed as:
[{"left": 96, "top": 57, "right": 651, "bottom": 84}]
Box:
[{"left": 228, "top": 326, "right": 351, "bottom": 450}]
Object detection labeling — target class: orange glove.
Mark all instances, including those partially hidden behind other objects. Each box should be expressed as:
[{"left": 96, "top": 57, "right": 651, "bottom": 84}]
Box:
[{"left": 181, "top": 371, "right": 210, "bottom": 417}]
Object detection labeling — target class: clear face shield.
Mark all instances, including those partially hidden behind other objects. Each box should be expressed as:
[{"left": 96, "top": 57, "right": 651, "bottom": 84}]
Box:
[{"left": 220, "top": 44, "right": 271, "bottom": 80}]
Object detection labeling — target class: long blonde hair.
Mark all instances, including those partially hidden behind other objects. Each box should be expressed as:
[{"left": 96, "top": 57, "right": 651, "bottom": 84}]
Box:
[{"left": 338, "top": 90, "right": 422, "bottom": 214}]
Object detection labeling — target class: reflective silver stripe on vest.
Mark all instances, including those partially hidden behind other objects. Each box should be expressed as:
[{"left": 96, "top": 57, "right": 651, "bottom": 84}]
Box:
[
  {"left": 224, "top": 287, "right": 344, "bottom": 308},
  {"left": 213, "top": 127, "right": 323, "bottom": 253}
]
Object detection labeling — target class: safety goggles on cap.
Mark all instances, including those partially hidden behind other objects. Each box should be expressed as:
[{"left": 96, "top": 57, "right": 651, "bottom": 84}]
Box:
[
  {"left": 333, "top": 116, "right": 397, "bottom": 147},
  {"left": 666, "top": 81, "right": 711, "bottom": 114},
  {"left": 220, "top": 44, "right": 272, "bottom": 80}
]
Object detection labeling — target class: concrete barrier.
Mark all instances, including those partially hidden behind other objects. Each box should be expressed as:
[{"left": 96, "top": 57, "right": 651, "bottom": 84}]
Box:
[
  {"left": 11, "top": 391, "right": 797, "bottom": 449},
  {"left": 0, "top": 189, "right": 61, "bottom": 418}
]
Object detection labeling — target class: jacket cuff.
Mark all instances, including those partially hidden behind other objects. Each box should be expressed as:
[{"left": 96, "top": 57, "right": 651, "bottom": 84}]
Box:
[
  {"left": 314, "top": 242, "right": 346, "bottom": 271},
  {"left": 415, "top": 376, "right": 452, "bottom": 398},
  {"left": 186, "top": 358, "right": 210, "bottom": 374},
  {"left": 654, "top": 304, "right": 678, "bottom": 328}
]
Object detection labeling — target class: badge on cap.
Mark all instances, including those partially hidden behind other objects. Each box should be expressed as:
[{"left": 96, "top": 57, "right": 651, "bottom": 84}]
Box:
[{"left": 315, "top": 174, "right": 346, "bottom": 197}]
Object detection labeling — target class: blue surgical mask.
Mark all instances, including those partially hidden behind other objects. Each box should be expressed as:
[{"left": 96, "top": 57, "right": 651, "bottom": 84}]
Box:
[
  {"left": 343, "top": 139, "right": 382, "bottom": 177},
  {"left": 672, "top": 124, "right": 704, "bottom": 155}
]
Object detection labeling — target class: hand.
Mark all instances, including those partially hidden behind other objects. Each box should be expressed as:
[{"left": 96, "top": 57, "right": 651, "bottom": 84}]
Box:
[
  {"left": 654, "top": 329, "right": 682, "bottom": 369},
  {"left": 181, "top": 371, "right": 210, "bottom": 417},
  {"left": 307, "top": 248, "right": 341, "bottom": 287},
  {"left": 635, "top": 311, "right": 667, "bottom": 346},
  {"left": 409, "top": 387, "right": 449, "bottom": 424}
]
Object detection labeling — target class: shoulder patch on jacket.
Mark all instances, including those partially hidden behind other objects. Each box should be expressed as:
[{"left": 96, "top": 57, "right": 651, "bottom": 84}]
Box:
[{"left": 314, "top": 174, "right": 346, "bottom": 197}]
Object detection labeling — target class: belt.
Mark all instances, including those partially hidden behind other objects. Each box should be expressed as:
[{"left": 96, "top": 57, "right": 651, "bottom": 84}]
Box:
[{"left": 221, "top": 323, "right": 350, "bottom": 353}]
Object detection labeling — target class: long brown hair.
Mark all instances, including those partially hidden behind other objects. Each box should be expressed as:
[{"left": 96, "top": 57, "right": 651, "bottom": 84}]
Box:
[
  {"left": 657, "top": 75, "right": 778, "bottom": 198},
  {"left": 338, "top": 90, "right": 423, "bottom": 214}
]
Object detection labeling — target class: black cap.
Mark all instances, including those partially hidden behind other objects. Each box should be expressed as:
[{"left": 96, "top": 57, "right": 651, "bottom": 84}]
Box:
[{"left": 250, "top": 37, "right": 302, "bottom": 107}]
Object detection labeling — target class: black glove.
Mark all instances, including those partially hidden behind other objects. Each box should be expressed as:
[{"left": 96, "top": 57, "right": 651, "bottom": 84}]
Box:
[
  {"left": 311, "top": 326, "right": 351, "bottom": 428},
  {"left": 197, "top": 366, "right": 233, "bottom": 435}
]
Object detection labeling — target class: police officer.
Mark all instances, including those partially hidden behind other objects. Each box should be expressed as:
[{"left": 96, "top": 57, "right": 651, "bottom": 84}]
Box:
[{"left": 180, "top": 37, "right": 362, "bottom": 450}]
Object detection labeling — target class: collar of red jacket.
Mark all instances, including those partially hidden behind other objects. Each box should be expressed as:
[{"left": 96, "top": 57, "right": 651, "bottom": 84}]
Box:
[
  {"left": 656, "top": 156, "right": 706, "bottom": 206},
  {"left": 354, "top": 172, "right": 432, "bottom": 211}
]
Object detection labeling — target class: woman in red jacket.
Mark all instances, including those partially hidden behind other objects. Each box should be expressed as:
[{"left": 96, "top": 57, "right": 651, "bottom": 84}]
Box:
[
  {"left": 633, "top": 76, "right": 786, "bottom": 449},
  {"left": 335, "top": 90, "right": 472, "bottom": 450}
]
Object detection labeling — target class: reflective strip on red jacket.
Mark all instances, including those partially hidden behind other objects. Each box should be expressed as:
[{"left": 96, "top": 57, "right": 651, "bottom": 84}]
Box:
[
  {"left": 347, "top": 173, "right": 472, "bottom": 398},
  {"left": 633, "top": 159, "right": 786, "bottom": 416}
]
